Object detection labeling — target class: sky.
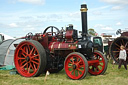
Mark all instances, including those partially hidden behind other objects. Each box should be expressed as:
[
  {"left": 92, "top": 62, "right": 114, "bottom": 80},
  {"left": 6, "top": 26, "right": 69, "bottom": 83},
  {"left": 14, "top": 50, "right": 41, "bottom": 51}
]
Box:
[{"left": 0, "top": 0, "right": 128, "bottom": 37}]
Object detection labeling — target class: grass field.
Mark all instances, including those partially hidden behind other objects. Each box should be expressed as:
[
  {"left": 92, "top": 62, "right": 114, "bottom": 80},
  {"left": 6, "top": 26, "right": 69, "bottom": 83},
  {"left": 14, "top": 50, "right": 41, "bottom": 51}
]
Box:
[{"left": 0, "top": 62, "right": 128, "bottom": 85}]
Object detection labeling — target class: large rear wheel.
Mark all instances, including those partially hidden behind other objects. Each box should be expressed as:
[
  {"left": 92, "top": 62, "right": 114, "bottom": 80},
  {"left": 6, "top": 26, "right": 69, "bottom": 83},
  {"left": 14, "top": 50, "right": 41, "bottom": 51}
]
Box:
[
  {"left": 64, "top": 52, "right": 88, "bottom": 80},
  {"left": 109, "top": 36, "right": 128, "bottom": 63},
  {"left": 14, "top": 40, "right": 46, "bottom": 77}
]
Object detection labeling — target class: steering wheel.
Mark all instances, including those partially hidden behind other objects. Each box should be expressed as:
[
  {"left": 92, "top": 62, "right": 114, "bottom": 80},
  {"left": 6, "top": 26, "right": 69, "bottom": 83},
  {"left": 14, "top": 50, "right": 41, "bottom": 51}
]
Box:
[
  {"left": 25, "top": 32, "right": 33, "bottom": 40},
  {"left": 43, "top": 26, "right": 60, "bottom": 36},
  {"left": 116, "top": 29, "right": 121, "bottom": 35}
]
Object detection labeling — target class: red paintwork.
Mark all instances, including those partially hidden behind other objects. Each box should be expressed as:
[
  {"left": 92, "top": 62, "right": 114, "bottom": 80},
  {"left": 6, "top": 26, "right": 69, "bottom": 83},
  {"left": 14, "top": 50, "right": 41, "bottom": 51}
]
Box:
[
  {"left": 32, "top": 33, "right": 49, "bottom": 48},
  {"left": 121, "top": 32, "right": 128, "bottom": 36},
  {"left": 48, "top": 41, "right": 78, "bottom": 52},
  {"left": 31, "top": 32, "right": 78, "bottom": 53},
  {"left": 65, "top": 30, "right": 74, "bottom": 42},
  {"left": 88, "top": 60, "right": 99, "bottom": 66},
  {"left": 65, "top": 30, "right": 73, "bottom": 39}
]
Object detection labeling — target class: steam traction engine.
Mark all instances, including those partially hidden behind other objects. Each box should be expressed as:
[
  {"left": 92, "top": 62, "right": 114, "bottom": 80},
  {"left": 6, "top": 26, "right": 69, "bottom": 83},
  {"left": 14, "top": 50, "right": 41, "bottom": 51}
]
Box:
[
  {"left": 109, "top": 29, "right": 128, "bottom": 63},
  {"left": 14, "top": 4, "right": 107, "bottom": 80}
]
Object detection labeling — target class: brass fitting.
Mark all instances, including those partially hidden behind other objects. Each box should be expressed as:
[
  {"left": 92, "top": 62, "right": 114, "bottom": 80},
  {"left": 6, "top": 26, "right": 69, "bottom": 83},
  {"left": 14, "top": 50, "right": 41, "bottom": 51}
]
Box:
[{"left": 80, "top": 8, "right": 88, "bottom": 12}]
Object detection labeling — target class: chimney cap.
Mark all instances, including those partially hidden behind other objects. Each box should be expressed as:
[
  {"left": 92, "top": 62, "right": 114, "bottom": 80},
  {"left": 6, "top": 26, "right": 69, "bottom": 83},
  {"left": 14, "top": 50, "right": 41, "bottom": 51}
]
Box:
[{"left": 81, "top": 4, "right": 87, "bottom": 8}]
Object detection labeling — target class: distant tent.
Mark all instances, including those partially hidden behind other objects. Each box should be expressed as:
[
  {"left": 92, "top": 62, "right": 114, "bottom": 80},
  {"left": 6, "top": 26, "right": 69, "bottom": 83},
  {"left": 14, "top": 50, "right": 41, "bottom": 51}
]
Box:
[
  {"left": 0, "top": 33, "right": 14, "bottom": 40},
  {"left": 0, "top": 39, "right": 25, "bottom": 66}
]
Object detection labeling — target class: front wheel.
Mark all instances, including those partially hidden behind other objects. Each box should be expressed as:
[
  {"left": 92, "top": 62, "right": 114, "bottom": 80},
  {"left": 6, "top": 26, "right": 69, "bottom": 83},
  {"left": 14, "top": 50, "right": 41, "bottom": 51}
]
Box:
[
  {"left": 88, "top": 50, "right": 108, "bottom": 75},
  {"left": 64, "top": 52, "right": 88, "bottom": 80}
]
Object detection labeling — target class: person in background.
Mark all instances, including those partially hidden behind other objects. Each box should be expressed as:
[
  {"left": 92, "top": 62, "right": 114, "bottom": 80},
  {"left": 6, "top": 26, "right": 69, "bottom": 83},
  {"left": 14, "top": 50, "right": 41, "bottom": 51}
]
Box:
[{"left": 118, "top": 45, "right": 127, "bottom": 70}]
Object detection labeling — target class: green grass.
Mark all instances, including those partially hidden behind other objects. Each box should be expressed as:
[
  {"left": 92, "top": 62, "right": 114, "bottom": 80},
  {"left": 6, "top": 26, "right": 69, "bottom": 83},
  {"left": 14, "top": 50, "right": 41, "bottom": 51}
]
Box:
[{"left": 0, "top": 62, "right": 128, "bottom": 85}]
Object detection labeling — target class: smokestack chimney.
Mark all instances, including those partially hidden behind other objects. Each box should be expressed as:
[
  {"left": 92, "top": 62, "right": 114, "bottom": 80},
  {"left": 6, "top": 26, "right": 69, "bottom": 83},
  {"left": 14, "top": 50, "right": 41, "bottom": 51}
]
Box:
[{"left": 80, "top": 4, "right": 88, "bottom": 40}]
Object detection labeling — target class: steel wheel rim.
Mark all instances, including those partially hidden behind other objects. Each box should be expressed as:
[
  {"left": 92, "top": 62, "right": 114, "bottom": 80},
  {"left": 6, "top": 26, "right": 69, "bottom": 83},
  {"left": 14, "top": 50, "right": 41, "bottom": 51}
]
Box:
[
  {"left": 65, "top": 54, "right": 86, "bottom": 79},
  {"left": 88, "top": 52, "right": 105, "bottom": 75},
  {"left": 14, "top": 41, "right": 40, "bottom": 77}
]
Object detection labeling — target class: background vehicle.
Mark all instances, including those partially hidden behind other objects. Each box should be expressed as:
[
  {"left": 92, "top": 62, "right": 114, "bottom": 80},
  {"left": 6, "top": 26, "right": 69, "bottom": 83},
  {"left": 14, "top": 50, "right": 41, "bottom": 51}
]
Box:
[
  {"left": 109, "top": 29, "right": 128, "bottom": 63},
  {"left": 0, "top": 34, "right": 4, "bottom": 44},
  {"left": 0, "top": 33, "right": 14, "bottom": 44},
  {"left": 92, "top": 36, "right": 103, "bottom": 53}
]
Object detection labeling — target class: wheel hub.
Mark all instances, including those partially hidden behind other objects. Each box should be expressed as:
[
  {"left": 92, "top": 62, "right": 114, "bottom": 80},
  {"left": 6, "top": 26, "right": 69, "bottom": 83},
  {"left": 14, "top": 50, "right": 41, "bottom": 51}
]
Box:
[
  {"left": 73, "top": 64, "right": 77, "bottom": 69},
  {"left": 26, "top": 56, "right": 30, "bottom": 62}
]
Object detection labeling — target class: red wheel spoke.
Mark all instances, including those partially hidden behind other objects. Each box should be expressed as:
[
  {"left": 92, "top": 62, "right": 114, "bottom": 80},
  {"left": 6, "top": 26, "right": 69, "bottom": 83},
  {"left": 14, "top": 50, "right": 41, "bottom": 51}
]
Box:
[
  {"left": 21, "top": 53, "right": 27, "bottom": 58},
  {"left": 33, "top": 50, "right": 36, "bottom": 55},
  {"left": 33, "top": 63, "right": 37, "bottom": 70},
  {"left": 20, "top": 60, "right": 26, "bottom": 65},
  {"left": 125, "top": 42, "right": 128, "bottom": 48},
  {"left": 18, "top": 57, "right": 25, "bottom": 60},
  {"left": 73, "top": 70, "right": 75, "bottom": 76},
  {"left": 122, "top": 39, "right": 125, "bottom": 46},
  {"left": 78, "top": 70, "right": 81, "bottom": 76},
  {"left": 25, "top": 46, "right": 29, "bottom": 54},
  {"left": 96, "top": 67, "right": 100, "bottom": 71},
  {"left": 77, "top": 59, "right": 82, "bottom": 65},
  {"left": 30, "top": 47, "right": 35, "bottom": 55},
  {"left": 79, "top": 65, "right": 84, "bottom": 68},
  {"left": 34, "top": 58, "right": 39, "bottom": 61},
  {"left": 120, "top": 41, "right": 123, "bottom": 46},
  {"left": 115, "top": 43, "right": 120, "bottom": 48},
  {"left": 76, "top": 57, "right": 79, "bottom": 62},
  {"left": 21, "top": 62, "right": 27, "bottom": 69},
  {"left": 20, "top": 48, "right": 28, "bottom": 55},
  {"left": 112, "top": 51, "right": 120, "bottom": 53},
  {"left": 69, "top": 70, "right": 74, "bottom": 74},
  {"left": 30, "top": 63, "right": 35, "bottom": 71},
  {"left": 68, "top": 60, "right": 72, "bottom": 64},
  {"left": 31, "top": 60, "right": 39, "bottom": 65},
  {"left": 71, "top": 57, "right": 74, "bottom": 64},
  {"left": 31, "top": 54, "right": 39, "bottom": 59},
  {"left": 27, "top": 44, "right": 31, "bottom": 53},
  {"left": 116, "top": 47, "right": 120, "bottom": 50},
  {"left": 77, "top": 68, "right": 84, "bottom": 72},
  {"left": 68, "top": 66, "right": 73, "bottom": 68},
  {"left": 99, "top": 64, "right": 103, "bottom": 67},
  {"left": 28, "top": 65, "right": 31, "bottom": 73},
  {"left": 26, "top": 63, "right": 28, "bottom": 71}
]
